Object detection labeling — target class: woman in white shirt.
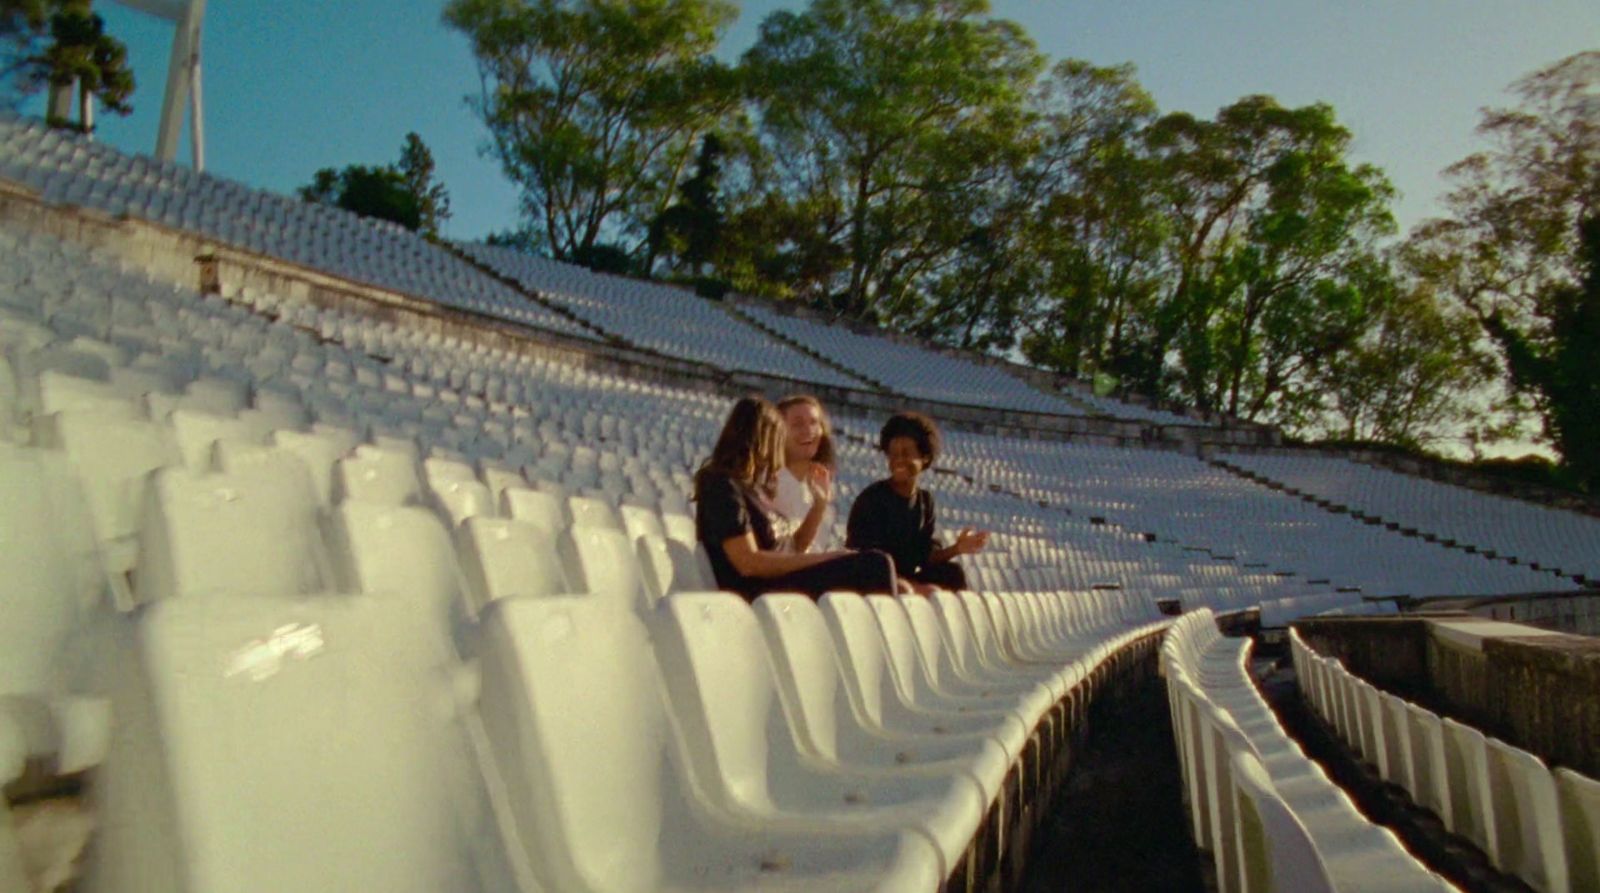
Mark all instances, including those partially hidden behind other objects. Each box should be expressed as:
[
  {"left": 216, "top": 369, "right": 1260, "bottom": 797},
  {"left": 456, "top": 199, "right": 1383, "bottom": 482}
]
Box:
[{"left": 772, "top": 395, "right": 838, "bottom": 552}]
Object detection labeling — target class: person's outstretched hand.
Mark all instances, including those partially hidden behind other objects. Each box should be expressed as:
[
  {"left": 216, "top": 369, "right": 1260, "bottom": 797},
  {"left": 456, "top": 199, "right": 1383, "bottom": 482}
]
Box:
[
  {"left": 953, "top": 527, "right": 989, "bottom": 556},
  {"left": 806, "top": 463, "right": 834, "bottom": 505}
]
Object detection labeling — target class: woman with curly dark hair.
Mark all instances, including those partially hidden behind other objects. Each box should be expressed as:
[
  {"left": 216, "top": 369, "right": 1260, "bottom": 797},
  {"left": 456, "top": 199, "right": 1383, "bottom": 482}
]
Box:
[
  {"left": 846, "top": 411, "right": 988, "bottom": 594},
  {"left": 694, "top": 396, "right": 896, "bottom": 600}
]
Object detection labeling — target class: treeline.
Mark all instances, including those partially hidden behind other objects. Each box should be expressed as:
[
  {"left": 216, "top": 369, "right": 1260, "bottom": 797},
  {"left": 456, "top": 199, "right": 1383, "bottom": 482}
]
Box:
[{"left": 448, "top": 2, "right": 1597, "bottom": 486}]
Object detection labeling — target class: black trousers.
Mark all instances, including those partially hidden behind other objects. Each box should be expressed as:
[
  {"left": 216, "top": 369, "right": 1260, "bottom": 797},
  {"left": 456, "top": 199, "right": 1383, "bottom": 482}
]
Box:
[
  {"left": 750, "top": 549, "right": 897, "bottom": 599},
  {"left": 906, "top": 560, "right": 968, "bottom": 592}
]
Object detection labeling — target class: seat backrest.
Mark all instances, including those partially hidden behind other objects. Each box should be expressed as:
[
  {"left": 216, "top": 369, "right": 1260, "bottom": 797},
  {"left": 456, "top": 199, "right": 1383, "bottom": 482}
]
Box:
[
  {"left": 753, "top": 593, "right": 854, "bottom": 764},
  {"left": 455, "top": 517, "right": 568, "bottom": 613},
  {"left": 41, "top": 410, "right": 181, "bottom": 549},
  {"left": 928, "top": 590, "right": 982, "bottom": 679},
  {"left": 1441, "top": 717, "right": 1499, "bottom": 853},
  {"left": 634, "top": 533, "right": 675, "bottom": 605},
  {"left": 1484, "top": 738, "right": 1567, "bottom": 893},
  {"left": 1556, "top": 768, "right": 1600, "bottom": 893},
  {"left": 1404, "top": 703, "right": 1453, "bottom": 820},
  {"left": 334, "top": 444, "right": 422, "bottom": 506},
  {"left": 957, "top": 592, "right": 1011, "bottom": 672},
  {"left": 566, "top": 494, "right": 621, "bottom": 531},
  {"left": 659, "top": 512, "right": 696, "bottom": 546},
  {"left": 651, "top": 593, "right": 790, "bottom": 814},
  {"left": 132, "top": 460, "right": 328, "bottom": 604},
  {"left": 271, "top": 426, "right": 357, "bottom": 508},
  {"left": 1230, "top": 749, "right": 1336, "bottom": 893},
  {"left": 0, "top": 444, "right": 100, "bottom": 692},
  {"left": 427, "top": 476, "right": 495, "bottom": 528},
  {"left": 618, "top": 503, "right": 665, "bottom": 544},
  {"left": 476, "top": 462, "right": 527, "bottom": 503},
  {"left": 819, "top": 592, "right": 899, "bottom": 726},
  {"left": 560, "top": 526, "right": 648, "bottom": 614},
  {"left": 89, "top": 593, "right": 485, "bottom": 893},
  {"left": 898, "top": 595, "right": 963, "bottom": 694},
  {"left": 500, "top": 486, "right": 567, "bottom": 532},
  {"left": 664, "top": 538, "right": 715, "bottom": 592},
  {"left": 423, "top": 457, "right": 478, "bottom": 485},
  {"left": 331, "top": 501, "right": 467, "bottom": 641},
  {"left": 864, "top": 595, "right": 934, "bottom": 704},
  {"left": 475, "top": 595, "right": 666, "bottom": 892}
]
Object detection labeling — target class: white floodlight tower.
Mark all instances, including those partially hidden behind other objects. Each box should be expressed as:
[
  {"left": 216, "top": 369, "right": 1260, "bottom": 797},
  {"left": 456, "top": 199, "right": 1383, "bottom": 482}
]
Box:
[{"left": 112, "top": 0, "right": 208, "bottom": 170}]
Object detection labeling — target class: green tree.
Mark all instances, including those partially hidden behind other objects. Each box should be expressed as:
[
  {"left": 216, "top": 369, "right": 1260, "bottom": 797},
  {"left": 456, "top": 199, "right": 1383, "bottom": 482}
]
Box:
[
  {"left": 742, "top": 0, "right": 1043, "bottom": 322},
  {"left": 398, "top": 132, "right": 452, "bottom": 238},
  {"left": 1315, "top": 262, "right": 1493, "bottom": 450},
  {"left": 1407, "top": 51, "right": 1600, "bottom": 459},
  {"left": 1017, "top": 60, "right": 1167, "bottom": 386},
  {"left": 3, "top": 0, "right": 133, "bottom": 131},
  {"left": 444, "top": 0, "right": 740, "bottom": 265},
  {"left": 299, "top": 134, "right": 453, "bottom": 235},
  {"left": 1, "top": 0, "right": 48, "bottom": 102},
  {"left": 648, "top": 132, "right": 726, "bottom": 278},
  {"left": 1484, "top": 217, "right": 1600, "bottom": 491},
  {"left": 1145, "top": 96, "right": 1396, "bottom": 424},
  {"left": 300, "top": 164, "right": 421, "bottom": 230}
]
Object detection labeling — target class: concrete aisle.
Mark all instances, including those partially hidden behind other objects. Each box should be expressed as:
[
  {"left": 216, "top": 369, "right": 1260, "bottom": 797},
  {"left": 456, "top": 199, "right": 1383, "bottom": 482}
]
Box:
[{"left": 1019, "top": 674, "right": 1207, "bottom": 893}]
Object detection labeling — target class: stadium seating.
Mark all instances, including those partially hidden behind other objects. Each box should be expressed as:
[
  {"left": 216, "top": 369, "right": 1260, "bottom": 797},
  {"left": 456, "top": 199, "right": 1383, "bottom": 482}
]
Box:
[
  {"left": 1163, "top": 611, "right": 1457, "bottom": 892},
  {"left": 1291, "top": 629, "right": 1597, "bottom": 892},
  {"left": 0, "top": 111, "right": 596, "bottom": 342},
  {"left": 460, "top": 240, "right": 867, "bottom": 388},
  {"left": 3, "top": 111, "right": 1598, "bottom": 891},
  {"left": 1220, "top": 451, "right": 1600, "bottom": 583}
]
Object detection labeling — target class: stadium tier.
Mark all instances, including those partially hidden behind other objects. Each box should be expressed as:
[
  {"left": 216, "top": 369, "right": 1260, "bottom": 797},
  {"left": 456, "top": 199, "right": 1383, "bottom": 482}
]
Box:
[
  {"left": 1218, "top": 451, "right": 1600, "bottom": 584},
  {"left": 735, "top": 301, "right": 1093, "bottom": 416},
  {"left": 0, "top": 111, "right": 597, "bottom": 341},
  {"left": 1165, "top": 613, "right": 1457, "bottom": 892},
  {"left": 1290, "top": 628, "right": 1598, "bottom": 893},
  {"left": 457, "top": 240, "right": 869, "bottom": 389},
  {"left": 2, "top": 117, "right": 1597, "bottom": 892}
]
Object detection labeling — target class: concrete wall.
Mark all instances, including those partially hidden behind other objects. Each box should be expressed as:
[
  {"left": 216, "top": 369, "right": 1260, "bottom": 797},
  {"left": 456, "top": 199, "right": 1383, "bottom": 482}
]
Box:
[{"left": 1293, "top": 614, "right": 1600, "bottom": 778}]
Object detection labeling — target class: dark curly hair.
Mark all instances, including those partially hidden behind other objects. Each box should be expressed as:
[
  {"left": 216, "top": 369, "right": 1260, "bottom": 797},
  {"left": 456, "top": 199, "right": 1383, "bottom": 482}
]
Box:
[{"left": 878, "top": 412, "right": 940, "bottom": 465}]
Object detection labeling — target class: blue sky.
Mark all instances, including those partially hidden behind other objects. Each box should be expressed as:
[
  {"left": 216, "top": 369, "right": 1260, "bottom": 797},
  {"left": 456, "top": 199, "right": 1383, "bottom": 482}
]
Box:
[{"left": 16, "top": 1, "right": 1600, "bottom": 243}]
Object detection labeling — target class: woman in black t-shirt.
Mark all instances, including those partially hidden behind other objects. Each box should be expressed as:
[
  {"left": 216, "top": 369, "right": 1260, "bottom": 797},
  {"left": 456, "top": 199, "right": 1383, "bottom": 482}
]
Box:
[
  {"left": 847, "top": 412, "right": 988, "bottom": 594},
  {"left": 693, "top": 397, "right": 896, "bottom": 600}
]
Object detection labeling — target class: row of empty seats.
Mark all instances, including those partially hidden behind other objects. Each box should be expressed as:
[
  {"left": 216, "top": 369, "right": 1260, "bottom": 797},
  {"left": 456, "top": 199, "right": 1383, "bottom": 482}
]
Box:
[
  {"left": 1162, "top": 611, "right": 1455, "bottom": 892},
  {"left": 458, "top": 240, "right": 866, "bottom": 389},
  {"left": 1220, "top": 452, "right": 1600, "bottom": 583},
  {"left": 735, "top": 301, "right": 1201, "bottom": 426},
  {"left": 1291, "top": 628, "right": 1600, "bottom": 893},
  {"left": 0, "top": 110, "right": 596, "bottom": 340},
  {"left": 944, "top": 435, "right": 1580, "bottom": 602}
]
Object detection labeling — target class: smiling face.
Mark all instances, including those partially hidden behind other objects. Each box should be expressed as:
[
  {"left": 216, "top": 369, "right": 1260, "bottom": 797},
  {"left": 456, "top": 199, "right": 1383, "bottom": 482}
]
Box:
[
  {"left": 884, "top": 435, "right": 927, "bottom": 492},
  {"left": 784, "top": 400, "right": 824, "bottom": 464}
]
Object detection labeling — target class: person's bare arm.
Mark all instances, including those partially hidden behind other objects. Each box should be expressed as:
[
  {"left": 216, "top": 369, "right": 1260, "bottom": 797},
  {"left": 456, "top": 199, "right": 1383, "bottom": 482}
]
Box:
[
  {"left": 931, "top": 527, "right": 989, "bottom": 565},
  {"left": 789, "top": 465, "right": 833, "bottom": 553},
  {"left": 723, "top": 532, "right": 853, "bottom": 578}
]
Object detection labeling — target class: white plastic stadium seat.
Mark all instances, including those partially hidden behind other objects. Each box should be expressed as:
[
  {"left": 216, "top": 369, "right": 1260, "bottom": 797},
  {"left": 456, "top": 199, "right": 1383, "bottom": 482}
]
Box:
[
  {"left": 87, "top": 594, "right": 496, "bottom": 893},
  {"left": 470, "top": 594, "right": 944, "bottom": 892},
  {"left": 455, "top": 516, "right": 568, "bottom": 613}
]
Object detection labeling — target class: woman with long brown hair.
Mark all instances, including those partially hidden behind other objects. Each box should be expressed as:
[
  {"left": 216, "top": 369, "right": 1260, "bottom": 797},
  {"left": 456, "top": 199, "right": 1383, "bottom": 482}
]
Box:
[{"left": 694, "top": 396, "right": 895, "bottom": 599}]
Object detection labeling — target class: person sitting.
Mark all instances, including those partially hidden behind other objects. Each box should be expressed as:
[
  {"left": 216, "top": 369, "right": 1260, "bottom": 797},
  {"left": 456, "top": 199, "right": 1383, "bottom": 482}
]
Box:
[
  {"left": 694, "top": 396, "right": 896, "bottom": 600},
  {"left": 770, "top": 394, "right": 838, "bottom": 553},
  {"left": 847, "top": 411, "right": 988, "bottom": 595}
]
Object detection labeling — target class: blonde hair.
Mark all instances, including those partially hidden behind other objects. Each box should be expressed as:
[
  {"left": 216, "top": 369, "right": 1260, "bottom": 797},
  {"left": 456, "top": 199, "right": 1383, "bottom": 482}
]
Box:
[
  {"left": 776, "top": 393, "right": 836, "bottom": 470},
  {"left": 696, "top": 396, "right": 787, "bottom": 495}
]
